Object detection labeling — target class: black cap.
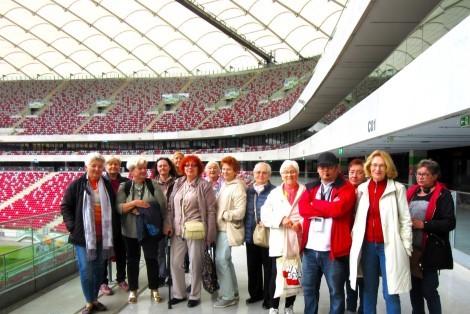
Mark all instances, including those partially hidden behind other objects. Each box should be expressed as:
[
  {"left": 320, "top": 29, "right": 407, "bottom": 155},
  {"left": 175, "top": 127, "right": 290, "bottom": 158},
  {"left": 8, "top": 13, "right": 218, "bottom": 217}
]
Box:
[{"left": 317, "top": 152, "right": 339, "bottom": 166}]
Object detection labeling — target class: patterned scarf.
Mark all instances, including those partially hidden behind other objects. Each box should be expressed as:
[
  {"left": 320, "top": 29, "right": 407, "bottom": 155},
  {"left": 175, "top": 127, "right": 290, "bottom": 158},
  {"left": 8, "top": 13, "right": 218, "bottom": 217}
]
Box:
[{"left": 82, "top": 176, "right": 114, "bottom": 261}]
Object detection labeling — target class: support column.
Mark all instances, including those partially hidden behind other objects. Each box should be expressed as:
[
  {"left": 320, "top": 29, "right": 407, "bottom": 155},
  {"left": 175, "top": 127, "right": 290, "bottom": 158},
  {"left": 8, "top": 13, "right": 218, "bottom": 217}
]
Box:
[{"left": 304, "top": 158, "right": 311, "bottom": 179}]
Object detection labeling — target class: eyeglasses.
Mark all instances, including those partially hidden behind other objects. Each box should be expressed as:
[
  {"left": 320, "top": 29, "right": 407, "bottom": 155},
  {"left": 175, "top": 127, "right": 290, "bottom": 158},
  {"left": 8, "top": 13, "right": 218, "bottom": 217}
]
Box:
[
  {"left": 254, "top": 171, "right": 269, "bottom": 175},
  {"left": 371, "top": 163, "right": 386, "bottom": 169},
  {"left": 184, "top": 164, "right": 197, "bottom": 168},
  {"left": 281, "top": 170, "right": 297, "bottom": 175},
  {"left": 318, "top": 164, "right": 335, "bottom": 170},
  {"left": 416, "top": 172, "right": 432, "bottom": 178}
]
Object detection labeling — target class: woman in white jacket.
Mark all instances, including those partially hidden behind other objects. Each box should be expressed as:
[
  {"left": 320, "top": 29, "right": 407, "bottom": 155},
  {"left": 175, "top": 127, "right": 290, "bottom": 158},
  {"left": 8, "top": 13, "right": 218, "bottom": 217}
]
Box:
[
  {"left": 349, "top": 150, "right": 412, "bottom": 314},
  {"left": 261, "top": 160, "right": 306, "bottom": 314}
]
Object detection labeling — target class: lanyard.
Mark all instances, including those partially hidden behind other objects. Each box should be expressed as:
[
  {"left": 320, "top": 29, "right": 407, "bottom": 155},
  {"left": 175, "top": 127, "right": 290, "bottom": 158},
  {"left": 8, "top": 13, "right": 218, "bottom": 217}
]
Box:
[{"left": 320, "top": 184, "right": 332, "bottom": 201}]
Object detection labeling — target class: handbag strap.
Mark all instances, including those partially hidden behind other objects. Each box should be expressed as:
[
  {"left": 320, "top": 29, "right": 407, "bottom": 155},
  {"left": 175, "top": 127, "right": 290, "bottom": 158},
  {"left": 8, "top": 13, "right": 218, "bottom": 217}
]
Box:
[
  {"left": 180, "top": 182, "right": 190, "bottom": 229},
  {"left": 253, "top": 194, "right": 259, "bottom": 223},
  {"left": 282, "top": 229, "right": 300, "bottom": 259}
]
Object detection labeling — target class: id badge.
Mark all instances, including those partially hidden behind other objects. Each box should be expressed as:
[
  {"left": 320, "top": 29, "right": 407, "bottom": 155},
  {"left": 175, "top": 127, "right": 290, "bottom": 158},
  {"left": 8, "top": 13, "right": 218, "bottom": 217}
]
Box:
[{"left": 312, "top": 217, "right": 324, "bottom": 231}]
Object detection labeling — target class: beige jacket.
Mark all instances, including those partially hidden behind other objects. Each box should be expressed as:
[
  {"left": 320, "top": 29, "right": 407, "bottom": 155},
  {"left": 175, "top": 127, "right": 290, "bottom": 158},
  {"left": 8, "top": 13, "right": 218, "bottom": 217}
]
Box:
[{"left": 216, "top": 178, "right": 247, "bottom": 244}]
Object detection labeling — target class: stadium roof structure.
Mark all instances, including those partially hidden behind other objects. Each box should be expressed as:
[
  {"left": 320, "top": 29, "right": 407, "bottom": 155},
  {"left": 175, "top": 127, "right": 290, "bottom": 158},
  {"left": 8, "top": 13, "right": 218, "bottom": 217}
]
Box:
[{"left": 0, "top": 0, "right": 346, "bottom": 80}]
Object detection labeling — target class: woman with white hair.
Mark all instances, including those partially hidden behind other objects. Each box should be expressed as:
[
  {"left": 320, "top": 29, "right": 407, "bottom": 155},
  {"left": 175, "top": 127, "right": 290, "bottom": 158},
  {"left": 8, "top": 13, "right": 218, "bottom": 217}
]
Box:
[
  {"left": 261, "top": 160, "right": 306, "bottom": 314},
  {"left": 205, "top": 160, "right": 224, "bottom": 197},
  {"left": 244, "top": 162, "right": 276, "bottom": 310},
  {"left": 116, "top": 156, "right": 166, "bottom": 304},
  {"left": 61, "top": 152, "right": 117, "bottom": 314}
]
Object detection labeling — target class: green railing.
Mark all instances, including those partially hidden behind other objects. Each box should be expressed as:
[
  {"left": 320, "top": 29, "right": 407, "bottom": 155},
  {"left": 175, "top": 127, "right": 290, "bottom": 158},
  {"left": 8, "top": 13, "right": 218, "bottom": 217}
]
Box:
[{"left": 0, "top": 213, "right": 75, "bottom": 292}]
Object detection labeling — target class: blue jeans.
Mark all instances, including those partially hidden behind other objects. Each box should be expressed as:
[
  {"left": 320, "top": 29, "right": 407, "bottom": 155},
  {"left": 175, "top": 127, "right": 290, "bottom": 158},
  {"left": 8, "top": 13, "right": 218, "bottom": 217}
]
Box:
[
  {"left": 410, "top": 271, "right": 441, "bottom": 314},
  {"left": 361, "top": 241, "right": 401, "bottom": 314},
  {"left": 302, "top": 248, "right": 346, "bottom": 314},
  {"left": 75, "top": 244, "right": 106, "bottom": 303},
  {"left": 215, "top": 232, "right": 238, "bottom": 300}
]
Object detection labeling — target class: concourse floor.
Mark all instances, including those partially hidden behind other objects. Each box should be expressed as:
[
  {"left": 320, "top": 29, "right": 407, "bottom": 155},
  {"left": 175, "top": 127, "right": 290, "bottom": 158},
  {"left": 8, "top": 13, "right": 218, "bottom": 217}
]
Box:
[{"left": 5, "top": 244, "right": 470, "bottom": 314}]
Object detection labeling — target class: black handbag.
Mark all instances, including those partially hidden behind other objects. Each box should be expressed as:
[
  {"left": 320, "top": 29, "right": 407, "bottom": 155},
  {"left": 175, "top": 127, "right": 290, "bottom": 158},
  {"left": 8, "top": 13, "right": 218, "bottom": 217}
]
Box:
[
  {"left": 420, "top": 233, "right": 453, "bottom": 271},
  {"left": 202, "top": 245, "right": 219, "bottom": 294}
]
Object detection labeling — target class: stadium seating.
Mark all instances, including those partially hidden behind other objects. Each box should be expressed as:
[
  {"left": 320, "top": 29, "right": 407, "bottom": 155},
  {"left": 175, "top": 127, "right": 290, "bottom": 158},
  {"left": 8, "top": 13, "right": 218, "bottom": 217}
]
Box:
[
  {"left": 0, "top": 171, "right": 48, "bottom": 201},
  {"left": 0, "top": 172, "right": 82, "bottom": 229},
  {"left": 0, "top": 60, "right": 318, "bottom": 134}
]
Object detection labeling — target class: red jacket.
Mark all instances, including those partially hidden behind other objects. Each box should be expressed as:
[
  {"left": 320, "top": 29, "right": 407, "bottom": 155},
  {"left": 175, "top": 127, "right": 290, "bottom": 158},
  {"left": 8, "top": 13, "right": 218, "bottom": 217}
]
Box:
[{"left": 299, "top": 174, "right": 356, "bottom": 259}]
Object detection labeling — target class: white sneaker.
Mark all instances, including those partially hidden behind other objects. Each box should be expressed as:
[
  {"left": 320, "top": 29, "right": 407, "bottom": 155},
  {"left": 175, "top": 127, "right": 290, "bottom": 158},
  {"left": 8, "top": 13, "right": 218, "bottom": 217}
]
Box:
[
  {"left": 269, "top": 308, "right": 279, "bottom": 314},
  {"left": 284, "top": 305, "right": 294, "bottom": 314},
  {"left": 217, "top": 293, "right": 239, "bottom": 301}
]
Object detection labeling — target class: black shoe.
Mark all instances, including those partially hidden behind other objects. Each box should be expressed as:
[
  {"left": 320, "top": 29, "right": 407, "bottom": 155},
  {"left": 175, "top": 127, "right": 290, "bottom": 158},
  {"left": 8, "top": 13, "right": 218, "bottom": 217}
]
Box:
[
  {"left": 246, "top": 297, "right": 263, "bottom": 304},
  {"left": 158, "top": 277, "right": 166, "bottom": 287},
  {"left": 169, "top": 297, "right": 187, "bottom": 305},
  {"left": 187, "top": 299, "right": 200, "bottom": 308},
  {"left": 262, "top": 301, "right": 270, "bottom": 310}
]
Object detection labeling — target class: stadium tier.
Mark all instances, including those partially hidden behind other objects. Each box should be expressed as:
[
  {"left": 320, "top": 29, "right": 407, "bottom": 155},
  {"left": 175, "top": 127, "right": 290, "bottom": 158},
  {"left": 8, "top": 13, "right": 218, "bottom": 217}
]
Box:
[{"left": 0, "top": 60, "right": 318, "bottom": 135}]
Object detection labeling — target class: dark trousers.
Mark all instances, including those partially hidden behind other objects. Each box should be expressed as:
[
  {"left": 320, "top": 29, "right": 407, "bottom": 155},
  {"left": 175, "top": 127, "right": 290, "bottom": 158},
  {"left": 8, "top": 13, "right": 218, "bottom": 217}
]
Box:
[
  {"left": 102, "top": 234, "right": 127, "bottom": 284},
  {"left": 410, "top": 271, "right": 441, "bottom": 314},
  {"left": 246, "top": 243, "right": 271, "bottom": 305},
  {"left": 269, "top": 256, "right": 296, "bottom": 309},
  {"left": 123, "top": 236, "right": 159, "bottom": 291},
  {"left": 346, "top": 255, "right": 364, "bottom": 313}
]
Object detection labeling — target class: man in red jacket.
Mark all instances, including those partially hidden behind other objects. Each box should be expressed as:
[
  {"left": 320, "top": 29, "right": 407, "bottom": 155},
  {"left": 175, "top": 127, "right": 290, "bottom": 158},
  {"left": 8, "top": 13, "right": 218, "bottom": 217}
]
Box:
[{"left": 299, "top": 152, "right": 356, "bottom": 314}]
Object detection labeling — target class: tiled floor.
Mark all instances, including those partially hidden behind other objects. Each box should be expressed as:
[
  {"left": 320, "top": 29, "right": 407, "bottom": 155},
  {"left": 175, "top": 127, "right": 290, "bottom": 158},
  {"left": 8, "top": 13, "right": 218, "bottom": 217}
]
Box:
[{"left": 5, "top": 245, "right": 470, "bottom": 314}]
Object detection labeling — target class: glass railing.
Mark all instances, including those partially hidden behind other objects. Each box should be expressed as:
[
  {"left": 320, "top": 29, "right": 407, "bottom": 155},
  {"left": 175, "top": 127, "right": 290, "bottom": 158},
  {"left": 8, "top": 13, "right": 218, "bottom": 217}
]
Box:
[
  {"left": 453, "top": 191, "right": 470, "bottom": 255},
  {"left": 0, "top": 213, "right": 74, "bottom": 292}
]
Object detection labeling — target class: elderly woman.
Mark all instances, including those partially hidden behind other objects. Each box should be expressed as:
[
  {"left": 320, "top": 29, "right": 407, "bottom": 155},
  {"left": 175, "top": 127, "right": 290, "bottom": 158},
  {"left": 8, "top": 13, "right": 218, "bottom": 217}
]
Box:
[
  {"left": 61, "top": 152, "right": 116, "bottom": 314},
  {"left": 349, "top": 150, "right": 412, "bottom": 314},
  {"left": 100, "top": 155, "right": 129, "bottom": 296},
  {"left": 407, "top": 159, "right": 456, "bottom": 314},
  {"left": 205, "top": 160, "right": 224, "bottom": 197},
  {"left": 117, "top": 156, "right": 166, "bottom": 304},
  {"left": 244, "top": 162, "right": 276, "bottom": 310},
  {"left": 154, "top": 157, "right": 178, "bottom": 287},
  {"left": 214, "top": 156, "right": 247, "bottom": 308},
  {"left": 261, "top": 160, "right": 306, "bottom": 314},
  {"left": 164, "top": 155, "right": 216, "bottom": 308}
]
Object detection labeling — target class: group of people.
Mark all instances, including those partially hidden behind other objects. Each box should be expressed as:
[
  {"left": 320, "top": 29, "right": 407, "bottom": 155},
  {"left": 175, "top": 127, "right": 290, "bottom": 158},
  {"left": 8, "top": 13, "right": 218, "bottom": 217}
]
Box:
[{"left": 61, "top": 149, "right": 455, "bottom": 314}]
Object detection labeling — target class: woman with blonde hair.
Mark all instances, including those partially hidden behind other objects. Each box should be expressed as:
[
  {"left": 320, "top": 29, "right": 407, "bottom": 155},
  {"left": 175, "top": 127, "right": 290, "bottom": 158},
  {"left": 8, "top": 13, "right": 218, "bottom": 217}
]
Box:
[{"left": 349, "top": 150, "right": 412, "bottom": 314}]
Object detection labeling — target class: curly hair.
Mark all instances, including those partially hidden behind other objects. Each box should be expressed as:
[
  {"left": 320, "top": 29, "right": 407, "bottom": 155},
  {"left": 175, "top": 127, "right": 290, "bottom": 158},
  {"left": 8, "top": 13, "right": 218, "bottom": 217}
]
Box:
[{"left": 179, "top": 155, "right": 205, "bottom": 176}]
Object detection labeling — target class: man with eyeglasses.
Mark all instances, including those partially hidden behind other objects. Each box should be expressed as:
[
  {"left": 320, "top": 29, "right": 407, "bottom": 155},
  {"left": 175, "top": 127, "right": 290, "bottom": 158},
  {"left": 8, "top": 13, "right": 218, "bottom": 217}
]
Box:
[{"left": 299, "top": 152, "right": 356, "bottom": 314}]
